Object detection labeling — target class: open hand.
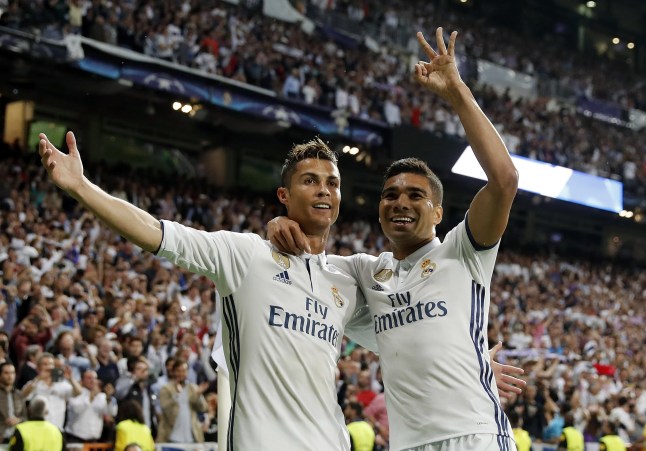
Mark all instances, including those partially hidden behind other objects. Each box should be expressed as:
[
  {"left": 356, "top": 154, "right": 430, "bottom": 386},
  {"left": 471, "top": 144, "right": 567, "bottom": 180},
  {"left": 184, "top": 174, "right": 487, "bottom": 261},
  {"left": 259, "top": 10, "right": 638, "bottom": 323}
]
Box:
[
  {"left": 39, "top": 131, "right": 85, "bottom": 194},
  {"left": 489, "top": 341, "right": 526, "bottom": 399}
]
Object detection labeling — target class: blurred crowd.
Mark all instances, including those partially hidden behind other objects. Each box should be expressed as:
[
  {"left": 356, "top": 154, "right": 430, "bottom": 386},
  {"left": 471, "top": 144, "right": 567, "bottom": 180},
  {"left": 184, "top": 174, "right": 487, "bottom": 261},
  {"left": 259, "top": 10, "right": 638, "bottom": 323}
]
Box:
[
  {"left": 0, "top": 0, "right": 645, "bottom": 203},
  {"left": 1, "top": 143, "right": 645, "bottom": 449}
]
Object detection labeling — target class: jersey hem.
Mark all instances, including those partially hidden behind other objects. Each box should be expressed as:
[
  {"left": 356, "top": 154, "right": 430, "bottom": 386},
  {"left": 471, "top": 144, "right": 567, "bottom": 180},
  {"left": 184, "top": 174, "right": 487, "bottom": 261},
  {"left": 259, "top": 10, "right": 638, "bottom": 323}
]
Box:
[{"left": 393, "top": 430, "right": 511, "bottom": 450}]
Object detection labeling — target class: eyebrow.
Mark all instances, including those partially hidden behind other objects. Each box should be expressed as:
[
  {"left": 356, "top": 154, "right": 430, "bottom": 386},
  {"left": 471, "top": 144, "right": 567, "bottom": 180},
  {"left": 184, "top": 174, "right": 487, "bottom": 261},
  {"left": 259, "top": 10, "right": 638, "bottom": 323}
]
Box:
[
  {"left": 381, "top": 186, "right": 428, "bottom": 196},
  {"left": 300, "top": 172, "right": 340, "bottom": 182}
]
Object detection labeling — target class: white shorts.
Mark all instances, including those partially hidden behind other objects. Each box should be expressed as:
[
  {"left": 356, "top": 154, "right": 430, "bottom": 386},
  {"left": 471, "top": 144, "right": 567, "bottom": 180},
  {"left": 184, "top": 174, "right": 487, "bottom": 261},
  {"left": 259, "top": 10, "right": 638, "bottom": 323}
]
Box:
[{"left": 402, "top": 433, "right": 518, "bottom": 451}]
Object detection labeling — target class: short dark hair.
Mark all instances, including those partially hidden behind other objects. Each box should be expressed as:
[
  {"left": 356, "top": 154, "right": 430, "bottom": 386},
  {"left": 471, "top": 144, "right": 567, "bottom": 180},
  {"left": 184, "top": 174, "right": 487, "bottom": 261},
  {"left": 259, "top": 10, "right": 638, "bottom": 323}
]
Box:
[
  {"left": 382, "top": 158, "right": 443, "bottom": 206},
  {"left": 0, "top": 361, "right": 14, "bottom": 374},
  {"left": 171, "top": 358, "right": 188, "bottom": 372},
  {"left": 346, "top": 401, "right": 363, "bottom": 417},
  {"left": 280, "top": 138, "right": 337, "bottom": 187},
  {"left": 117, "top": 399, "right": 145, "bottom": 424}
]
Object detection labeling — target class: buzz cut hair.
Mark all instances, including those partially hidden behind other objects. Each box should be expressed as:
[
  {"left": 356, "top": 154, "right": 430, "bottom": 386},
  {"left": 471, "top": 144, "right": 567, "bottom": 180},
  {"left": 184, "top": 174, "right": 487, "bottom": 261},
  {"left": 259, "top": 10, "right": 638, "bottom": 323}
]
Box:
[
  {"left": 383, "top": 158, "right": 444, "bottom": 206},
  {"left": 280, "top": 137, "right": 338, "bottom": 187}
]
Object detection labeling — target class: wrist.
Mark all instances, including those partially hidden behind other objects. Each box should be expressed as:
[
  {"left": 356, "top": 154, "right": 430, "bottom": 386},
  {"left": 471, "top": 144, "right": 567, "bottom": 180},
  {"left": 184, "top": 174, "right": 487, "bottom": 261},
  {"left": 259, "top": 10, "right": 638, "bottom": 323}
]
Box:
[{"left": 444, "top": 81, "right": 473, "bottom": 110}]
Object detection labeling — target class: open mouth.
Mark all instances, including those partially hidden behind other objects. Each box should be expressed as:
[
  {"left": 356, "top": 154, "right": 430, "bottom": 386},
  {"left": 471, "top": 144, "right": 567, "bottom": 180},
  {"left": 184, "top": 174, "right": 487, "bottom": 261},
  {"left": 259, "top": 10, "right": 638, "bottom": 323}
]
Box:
[
  {"left": 313, "top": 203, "right": 331, "bottom": 210},
  {"left": 390, "top": 216, "right": 414, "bottom": 225}
]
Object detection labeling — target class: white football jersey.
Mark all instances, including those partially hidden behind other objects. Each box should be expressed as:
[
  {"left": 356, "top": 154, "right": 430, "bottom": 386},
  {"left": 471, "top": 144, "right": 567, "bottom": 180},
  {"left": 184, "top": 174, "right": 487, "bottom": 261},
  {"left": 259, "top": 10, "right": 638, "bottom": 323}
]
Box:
[
  {"left": 157, "top": 220, "right": 372, "bottom": 451},
  {"left": 330, "top": 219, "right": 513, "bottom": 450}
]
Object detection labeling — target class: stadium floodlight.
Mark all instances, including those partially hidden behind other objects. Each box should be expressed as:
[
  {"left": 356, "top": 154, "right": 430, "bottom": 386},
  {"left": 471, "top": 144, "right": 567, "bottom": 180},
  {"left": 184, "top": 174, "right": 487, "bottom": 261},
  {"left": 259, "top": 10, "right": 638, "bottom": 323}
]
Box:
[
  {"left": 586, "top": 0, "right": 596, "bottom": 7},
  {"left": 452, "top": 146, "right": 623, "bottom": 213},
  {"left": 349, "top": 147, "right": 359, "bottom": 155},
  {"left": 181, "top": 104, "right": 192, "bottom": 113},
  {"left": 627, "top": 42, "right": 635, "bottom": 49},
  {"left": 612, "top": 37, "right": 620, "bottom": 45},
  {"left": 342, "top": 145, "right": 351, "bottom": 153},
  {"left": 172, "top": 102, "right": 182, "bottom": 110}
]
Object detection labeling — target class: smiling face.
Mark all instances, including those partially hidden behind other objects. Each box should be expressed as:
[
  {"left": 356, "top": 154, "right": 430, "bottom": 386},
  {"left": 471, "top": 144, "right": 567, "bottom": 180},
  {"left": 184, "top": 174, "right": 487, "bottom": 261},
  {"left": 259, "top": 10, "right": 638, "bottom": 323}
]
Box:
[
  {"left": 277, "top": 158, "right": 341, "bottom": 237},
  {"left": 379, "top": 172, "right": 443, "bottom": 259}
]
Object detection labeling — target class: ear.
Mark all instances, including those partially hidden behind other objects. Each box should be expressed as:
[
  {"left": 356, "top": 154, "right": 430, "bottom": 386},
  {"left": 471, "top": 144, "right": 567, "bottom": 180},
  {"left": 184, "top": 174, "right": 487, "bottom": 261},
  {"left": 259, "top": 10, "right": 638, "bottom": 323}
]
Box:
[
  {"left": 434, "top": 205, "right": 443, "bottom": 225},
  {"left": 276, "top": 187, "right": 289, "bottom": 207}
]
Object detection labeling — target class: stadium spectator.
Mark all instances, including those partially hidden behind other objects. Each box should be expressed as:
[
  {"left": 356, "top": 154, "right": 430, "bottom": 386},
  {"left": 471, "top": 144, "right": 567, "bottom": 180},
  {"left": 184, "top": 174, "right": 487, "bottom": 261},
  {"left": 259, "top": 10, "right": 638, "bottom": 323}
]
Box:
[
  {"left": 156, "top": 358, "right": 208, "bottom": 444},
  {"left": 114, "top": 357, "right": 156, "bottom": 436},
  {"left": 14, "top": 345, "right": 39, "bottom": 390},
  {"left": 0, "top": 362, "right": 26, "bottom": 443},
  {"left": 344, "top": 401, "right": 376, "bottom": 451},
  {"left": 20, "top": 352, "right": 80, "bottom": 430},
  {"left": 8, "top": 396, "right": 64, "bottom": 451},
  {"left": 64, "top": 369, "right": 115, "bottom": 443},
  {"left": 114, "top": 400, "right": 155, "bottom": 451}
]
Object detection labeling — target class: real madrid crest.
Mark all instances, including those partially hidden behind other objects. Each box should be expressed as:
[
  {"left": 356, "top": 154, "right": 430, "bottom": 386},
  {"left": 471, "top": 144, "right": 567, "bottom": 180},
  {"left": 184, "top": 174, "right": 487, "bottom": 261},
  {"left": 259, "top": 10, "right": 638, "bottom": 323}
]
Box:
[
  {"left": 374, "top": 269, "right": 393, "bottom": 282},
  {"left": 272, "top": 250, "right": 290, "bottom": 269},
  {"left": 421, "top": 259, "right": 436, "bottom": 278},
  {"left": 332, "top": 287, "right": 344, "bottom": 308}
]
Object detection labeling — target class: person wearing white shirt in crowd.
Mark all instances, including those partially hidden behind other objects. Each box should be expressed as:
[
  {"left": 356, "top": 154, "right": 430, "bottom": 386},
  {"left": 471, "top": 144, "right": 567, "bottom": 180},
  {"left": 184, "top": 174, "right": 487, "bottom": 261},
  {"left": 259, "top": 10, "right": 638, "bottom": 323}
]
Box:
[
  {"left": 21, "top": 353, "right": 81, "bottom": 430},
  {"left": 55, "top": 330, "right": 92, "bottom": 381},
  {"left": 65, "top": 369, "right": 117, "bottom": 442},
  {"left": 282, "top": 68, "right": 302, "bottom": 99}
]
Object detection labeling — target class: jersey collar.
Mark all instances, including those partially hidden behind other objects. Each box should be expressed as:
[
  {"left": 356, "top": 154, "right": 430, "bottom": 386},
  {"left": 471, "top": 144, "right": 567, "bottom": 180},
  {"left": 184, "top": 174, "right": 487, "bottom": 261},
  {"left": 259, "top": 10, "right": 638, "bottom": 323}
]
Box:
[{"left": 395, "top": 237, "right": 441, "bottom": 271}]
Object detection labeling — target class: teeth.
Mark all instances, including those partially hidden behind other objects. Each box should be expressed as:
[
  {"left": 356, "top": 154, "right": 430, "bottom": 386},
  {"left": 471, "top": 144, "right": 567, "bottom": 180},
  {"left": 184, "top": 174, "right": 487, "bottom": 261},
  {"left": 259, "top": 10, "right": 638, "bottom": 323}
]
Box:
[
  {"left": 392, "top": 217, "right": 413, "bottom": 223},
  {"left": 314, "top": 204, "right": 331, "bottom": 209}
]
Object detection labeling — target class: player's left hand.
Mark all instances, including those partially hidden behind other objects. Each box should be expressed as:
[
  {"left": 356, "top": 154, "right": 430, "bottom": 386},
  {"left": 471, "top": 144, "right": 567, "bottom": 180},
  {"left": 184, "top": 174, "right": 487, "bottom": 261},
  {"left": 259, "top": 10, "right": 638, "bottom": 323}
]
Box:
[
  {"left": 489, "top": 341, "right": 526, "bottom": 399},
  {"left": 267, "top": 216, "right": 311, "bottom": 254}
]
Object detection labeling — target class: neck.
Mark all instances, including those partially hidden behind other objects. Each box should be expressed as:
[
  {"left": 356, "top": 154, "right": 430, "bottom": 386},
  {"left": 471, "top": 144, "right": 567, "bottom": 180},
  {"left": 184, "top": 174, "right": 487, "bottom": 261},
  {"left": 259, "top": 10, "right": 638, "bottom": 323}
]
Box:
[
  {"left": 0, "top": 384, "right": 11, "bottom": 391},
  {"left": 392, "top": 237, "right": 434, "bottom": 260},
  {"left": 305, "top": 231, "right": 329, "bottom": 255}
]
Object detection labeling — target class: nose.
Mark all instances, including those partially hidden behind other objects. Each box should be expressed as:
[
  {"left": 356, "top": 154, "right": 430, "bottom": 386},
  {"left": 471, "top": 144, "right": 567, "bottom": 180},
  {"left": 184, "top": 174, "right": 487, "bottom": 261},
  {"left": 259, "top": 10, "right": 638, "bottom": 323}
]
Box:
[
  {"left": 317, "top": 182, "right": 330, "bottom": 196},
  {"left": 391, "top": 194, "right": 410, "bottom": 211}
]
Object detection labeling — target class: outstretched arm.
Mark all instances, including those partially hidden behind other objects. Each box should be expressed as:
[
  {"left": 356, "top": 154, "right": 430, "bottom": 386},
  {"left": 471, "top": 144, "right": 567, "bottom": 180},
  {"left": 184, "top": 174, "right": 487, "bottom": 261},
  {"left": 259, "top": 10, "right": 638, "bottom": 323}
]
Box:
[
  {"left": 415, "top": 28, "right": 518, "bottom": 247},
  {"left": 39, "top": 131, "right": 163, "bottom": 252}
]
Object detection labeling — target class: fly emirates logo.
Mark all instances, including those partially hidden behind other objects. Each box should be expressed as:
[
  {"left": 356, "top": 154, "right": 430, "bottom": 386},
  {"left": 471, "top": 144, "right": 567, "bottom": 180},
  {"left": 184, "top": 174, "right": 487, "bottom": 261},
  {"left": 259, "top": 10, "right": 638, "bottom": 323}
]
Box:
[
  {"left": 374, "top": 291, "right": 447, "bottom": 334},
  {"left": 268, "top": 297, "right": 341, "bottom": 346}
]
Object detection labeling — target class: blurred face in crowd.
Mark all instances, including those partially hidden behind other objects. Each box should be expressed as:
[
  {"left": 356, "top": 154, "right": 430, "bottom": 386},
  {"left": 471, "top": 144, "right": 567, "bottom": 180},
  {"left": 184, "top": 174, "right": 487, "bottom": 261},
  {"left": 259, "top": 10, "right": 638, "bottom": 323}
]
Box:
[
  {"left": 81, "top": 370, "right": 98, "bottom": 391},
  {"left": 58, "top": 333, "right": 75, "bottom": 356},
  {"left": 379, "top": 173, "right": 443, "bottom": 259},
  {"left": 38, "top": 356, "right": 55, "bottom": 376},
  {"left": 277, "top": 158, "right": 341, "bottom": 237},
  {"left": 0, "top": 364, "right": 16, "bottom": 388},
  {"left": 132, "top": 361, "right": 149, "bottom": 382},
  {"left": 173, "top": 363, "right": 188, "bottom": 384},
  {"left": 128, "top": 339, "right": 143, "bottom": 358}
]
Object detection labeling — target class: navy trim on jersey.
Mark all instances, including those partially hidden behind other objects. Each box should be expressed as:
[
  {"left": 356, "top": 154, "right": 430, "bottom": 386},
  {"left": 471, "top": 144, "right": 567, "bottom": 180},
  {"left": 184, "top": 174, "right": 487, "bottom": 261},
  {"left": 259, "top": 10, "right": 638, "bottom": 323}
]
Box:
[
  {"left": 153, "top": 220, "right": 165, "bottom": 255},
  {"left": 223, "top": 295, "right": 241, "bottom": 451},
  {"left": 465, "top": 213, "right": 499, "bottom": 251},
  {"left": 305, "top": 258, "right": 314, "bottom": 291},
  {"left": 470, "top": 281, "right": 511, "bottom": 451}
]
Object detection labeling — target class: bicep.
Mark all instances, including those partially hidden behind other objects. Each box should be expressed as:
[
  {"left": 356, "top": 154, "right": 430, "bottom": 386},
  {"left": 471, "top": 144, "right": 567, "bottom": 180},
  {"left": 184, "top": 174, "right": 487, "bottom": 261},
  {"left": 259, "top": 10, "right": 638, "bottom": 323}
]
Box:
[{"left": 467, "top": 183, "right": 515, "bottom": 248}]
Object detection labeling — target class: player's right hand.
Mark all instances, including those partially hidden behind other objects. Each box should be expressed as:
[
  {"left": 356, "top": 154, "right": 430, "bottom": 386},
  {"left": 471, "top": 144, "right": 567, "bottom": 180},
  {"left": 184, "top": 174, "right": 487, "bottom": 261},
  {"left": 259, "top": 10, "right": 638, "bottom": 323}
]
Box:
[
  {"left": 267, "top": 216, "right": 311, "bottom": 254},
  {"left": 39, "top": 131, "right": 85, "bottom": 194}
]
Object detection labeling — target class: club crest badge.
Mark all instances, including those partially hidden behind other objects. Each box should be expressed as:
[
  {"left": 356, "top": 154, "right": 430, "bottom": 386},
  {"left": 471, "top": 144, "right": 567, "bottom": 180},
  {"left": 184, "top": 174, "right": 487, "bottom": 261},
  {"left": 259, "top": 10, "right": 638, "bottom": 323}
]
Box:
[
  {"left": 332, "top": 287, "right": 344, "bottom": 308},
  {"left": 374, "top": 269, "right": 393, "bottom": 282},
  {"left": 272, "top": 250, "right": 290, "bottom": 269},
  {"left": 421, "top": 260, "right": 436, "bottom": 278}
]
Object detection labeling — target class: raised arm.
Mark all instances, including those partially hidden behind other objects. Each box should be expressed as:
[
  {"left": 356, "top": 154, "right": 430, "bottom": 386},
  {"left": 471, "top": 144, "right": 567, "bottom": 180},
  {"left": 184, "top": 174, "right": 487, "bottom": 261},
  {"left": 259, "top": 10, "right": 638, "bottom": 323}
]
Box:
[
  {"left": 39, "top": 131, "right": 163, "bottom": 252},
  {"left": 415, "top": 28, "right": 518, "bottom": 247}
]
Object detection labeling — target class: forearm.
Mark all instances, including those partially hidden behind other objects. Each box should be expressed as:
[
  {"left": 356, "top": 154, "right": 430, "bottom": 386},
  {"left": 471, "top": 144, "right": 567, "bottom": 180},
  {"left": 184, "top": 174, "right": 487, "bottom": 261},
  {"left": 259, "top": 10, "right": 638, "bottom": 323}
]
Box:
[
  {"left": 71, "top": 177, "right": 163, "bottom": 252},
  {"left": 447, "top": 83, "right": 518, "bottom": 189}
]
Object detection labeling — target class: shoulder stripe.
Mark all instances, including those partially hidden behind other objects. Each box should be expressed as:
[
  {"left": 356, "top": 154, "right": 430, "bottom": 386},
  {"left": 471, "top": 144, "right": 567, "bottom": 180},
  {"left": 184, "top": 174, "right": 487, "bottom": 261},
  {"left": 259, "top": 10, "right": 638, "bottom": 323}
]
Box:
[{"left": 223, "top": 295, "right": 241, "bottom": 450}]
